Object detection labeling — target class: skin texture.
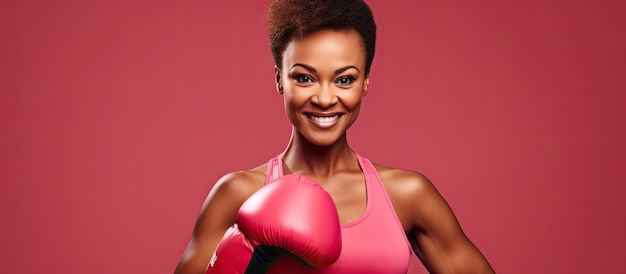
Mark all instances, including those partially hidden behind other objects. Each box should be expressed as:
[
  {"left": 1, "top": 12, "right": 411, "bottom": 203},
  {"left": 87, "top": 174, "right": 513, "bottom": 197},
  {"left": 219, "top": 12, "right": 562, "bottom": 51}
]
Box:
[{"left": 174, "top": 29, "right": 494, "bottom": 274}]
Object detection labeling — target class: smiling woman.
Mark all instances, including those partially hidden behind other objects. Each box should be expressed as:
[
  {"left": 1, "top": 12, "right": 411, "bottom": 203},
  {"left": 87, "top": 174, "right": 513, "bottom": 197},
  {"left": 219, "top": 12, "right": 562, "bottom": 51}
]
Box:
[
  {"left": 2, "top": 0, "right": 625, "bottom": 273},
  {"left": 174, "top": 0, "right": 494, "bottom": 273},
  {"left": 279, "top": 29, "right": 368, "bottom": 147}
]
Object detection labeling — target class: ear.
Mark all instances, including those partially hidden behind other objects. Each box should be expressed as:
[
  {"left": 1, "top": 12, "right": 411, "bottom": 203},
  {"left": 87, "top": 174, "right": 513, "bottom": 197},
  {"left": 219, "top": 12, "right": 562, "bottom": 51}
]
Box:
[
  {"left": 274, "top": 66, "right": 283, "bottom": 94},
  {"left": 362, "top": 76, "right": 369, "bottom": 97}
]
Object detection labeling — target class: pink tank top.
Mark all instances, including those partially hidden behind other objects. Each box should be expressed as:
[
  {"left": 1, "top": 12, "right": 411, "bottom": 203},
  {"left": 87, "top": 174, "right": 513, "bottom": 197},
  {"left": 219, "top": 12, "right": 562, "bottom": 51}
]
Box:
[{"left": 264, "top": 153, "right": 412, "bottom": 273}]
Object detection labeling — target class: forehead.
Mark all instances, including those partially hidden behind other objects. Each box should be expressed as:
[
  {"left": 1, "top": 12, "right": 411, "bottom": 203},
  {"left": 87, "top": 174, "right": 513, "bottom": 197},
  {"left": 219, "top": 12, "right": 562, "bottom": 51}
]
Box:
[{"left": 282, "top": 29, "right": 366, "bottom": 70}]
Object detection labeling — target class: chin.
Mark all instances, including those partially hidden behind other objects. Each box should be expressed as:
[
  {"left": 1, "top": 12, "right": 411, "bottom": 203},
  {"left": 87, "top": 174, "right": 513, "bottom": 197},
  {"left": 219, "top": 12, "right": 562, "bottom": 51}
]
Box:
[
  {"left": 302, "top": 131, "right": 343, "bottom": 147},
  {"left": 307, "top": 139, "right": 337, "bottom": 147}
]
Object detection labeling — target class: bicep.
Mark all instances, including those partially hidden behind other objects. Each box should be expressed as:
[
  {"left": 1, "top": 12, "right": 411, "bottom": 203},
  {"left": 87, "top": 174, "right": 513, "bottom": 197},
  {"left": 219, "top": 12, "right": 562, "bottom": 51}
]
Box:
[
  {"left": 412, "top": 177, "right": 466, "bottom": 251},
  {"left": 174, "top": 173, "right": 258, "bottom": 274},
  {"left": 409, "top": 174, "right": 493, "bottom": 273}
]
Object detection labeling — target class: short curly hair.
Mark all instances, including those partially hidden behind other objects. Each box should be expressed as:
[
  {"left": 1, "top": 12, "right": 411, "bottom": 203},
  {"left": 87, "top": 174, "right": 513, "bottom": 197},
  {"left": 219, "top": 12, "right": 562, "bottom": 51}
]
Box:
[{"left": 268, "top": 0, "right": 377, "bottom": 75}]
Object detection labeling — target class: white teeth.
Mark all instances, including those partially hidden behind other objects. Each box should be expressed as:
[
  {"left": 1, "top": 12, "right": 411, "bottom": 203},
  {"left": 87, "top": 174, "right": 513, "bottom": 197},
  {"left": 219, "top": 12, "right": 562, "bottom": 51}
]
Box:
[{"left": 309, "top": 114, "right": 340, "bottom": 124}]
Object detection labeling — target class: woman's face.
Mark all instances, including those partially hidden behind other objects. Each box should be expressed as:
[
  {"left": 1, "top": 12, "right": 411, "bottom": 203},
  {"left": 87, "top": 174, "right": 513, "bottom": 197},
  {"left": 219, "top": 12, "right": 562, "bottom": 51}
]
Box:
[{"left": 277, "top": 29, "right": 369, "bottom": 147}]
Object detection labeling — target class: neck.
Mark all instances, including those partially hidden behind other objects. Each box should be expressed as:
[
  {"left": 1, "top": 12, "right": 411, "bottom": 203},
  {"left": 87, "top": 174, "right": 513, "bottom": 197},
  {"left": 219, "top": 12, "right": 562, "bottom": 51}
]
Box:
[{"left": 282, "top": 127, "right": 358, "bottom": 179}]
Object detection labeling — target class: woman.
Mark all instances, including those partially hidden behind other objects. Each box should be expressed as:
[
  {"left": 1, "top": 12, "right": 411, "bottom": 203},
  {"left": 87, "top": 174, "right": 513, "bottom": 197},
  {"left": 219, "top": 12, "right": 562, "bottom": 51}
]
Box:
[{"left": 175, "top": 0, "right": 494, "bottom": 273}]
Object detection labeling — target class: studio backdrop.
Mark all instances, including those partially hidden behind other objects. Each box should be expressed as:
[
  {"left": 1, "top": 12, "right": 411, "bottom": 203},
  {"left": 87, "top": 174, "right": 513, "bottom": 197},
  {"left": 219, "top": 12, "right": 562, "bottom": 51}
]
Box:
[{"left": 1, "top": 0, "right": 625, "bottom": 273}]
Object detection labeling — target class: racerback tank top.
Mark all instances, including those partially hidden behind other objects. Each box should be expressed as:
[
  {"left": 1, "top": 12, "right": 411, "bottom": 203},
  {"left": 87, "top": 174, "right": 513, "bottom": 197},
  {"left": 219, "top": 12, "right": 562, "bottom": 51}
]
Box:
[{"left": 264, "top": 153, "right": 412, "bottom": 273}]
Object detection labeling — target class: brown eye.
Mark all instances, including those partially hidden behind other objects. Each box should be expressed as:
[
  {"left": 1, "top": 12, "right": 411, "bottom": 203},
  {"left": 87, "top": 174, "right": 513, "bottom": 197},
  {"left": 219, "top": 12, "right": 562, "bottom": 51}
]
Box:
[
  {"left": 296, "top": 75, "right": 314, "bottom": 83},
  {"left": 336, "top": 76, "right": 355, "bottom": 86}
]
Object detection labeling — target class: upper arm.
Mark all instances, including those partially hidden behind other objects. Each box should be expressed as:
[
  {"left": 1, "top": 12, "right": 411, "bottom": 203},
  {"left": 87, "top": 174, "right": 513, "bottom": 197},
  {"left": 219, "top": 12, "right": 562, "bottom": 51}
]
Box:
[
  {"left": 174, "top": 171, "right": 262, "bottom": 274},
  {"left": 401, "top": 172, "right": 494, "bottom": 273}
]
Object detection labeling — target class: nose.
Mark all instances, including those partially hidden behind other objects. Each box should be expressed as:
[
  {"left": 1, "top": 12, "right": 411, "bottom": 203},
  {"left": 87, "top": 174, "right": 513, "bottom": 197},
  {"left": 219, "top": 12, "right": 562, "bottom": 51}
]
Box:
[{"left": 310, "top": 84, "right": 338, "bottom": 109}]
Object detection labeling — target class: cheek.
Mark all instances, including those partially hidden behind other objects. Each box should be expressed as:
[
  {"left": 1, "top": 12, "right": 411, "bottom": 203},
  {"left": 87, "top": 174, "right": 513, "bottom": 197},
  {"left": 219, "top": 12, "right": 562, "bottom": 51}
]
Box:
[
  {"left": 283, "top": 89, "right": 307, "bottom": 114},
  {"left": 285, "top": 83, "right": 313, "bottom": 101},
  {"left": 340, "top": 92, "right": 364, "bottom": 110}
]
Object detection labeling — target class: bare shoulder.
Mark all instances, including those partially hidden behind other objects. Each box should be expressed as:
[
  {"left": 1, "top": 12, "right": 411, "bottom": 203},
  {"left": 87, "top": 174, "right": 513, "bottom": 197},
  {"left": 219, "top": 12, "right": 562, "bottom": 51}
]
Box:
[
  {"left": 372, "top": 164, "right": 494, "bottom": 273},
  {"left": 373, "top": 163, "right": 437, "bottom": 201},
  {"left": 207, "top": 163, "right": 267, "bottom": 203},
  {"left": 174, "top": 163, "right": 269, "bottom": 274},
  {"left": 197, "top": 162, "right": 269, "bottom": 232},
  {"left": 373, "top": 163, "right": 442, "bottom": 233}
]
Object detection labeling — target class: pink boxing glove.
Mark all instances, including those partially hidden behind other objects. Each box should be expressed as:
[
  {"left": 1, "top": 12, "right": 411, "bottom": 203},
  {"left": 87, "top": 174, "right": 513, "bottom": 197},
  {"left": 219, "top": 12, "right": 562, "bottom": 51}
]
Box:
[{"left": 206, "top": 174, "right": 342, "bottom": 274}]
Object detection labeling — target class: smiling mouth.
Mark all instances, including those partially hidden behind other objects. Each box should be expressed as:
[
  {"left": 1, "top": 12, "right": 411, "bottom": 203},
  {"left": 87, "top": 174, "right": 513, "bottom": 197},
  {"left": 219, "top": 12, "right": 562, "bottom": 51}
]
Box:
[{"left": 306, "top": 113, "right": 343, "bottom": 128}]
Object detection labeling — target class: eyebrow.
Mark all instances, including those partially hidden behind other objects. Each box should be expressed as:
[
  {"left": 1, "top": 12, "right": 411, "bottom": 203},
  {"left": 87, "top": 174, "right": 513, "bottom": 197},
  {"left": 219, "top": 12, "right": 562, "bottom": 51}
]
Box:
[{"left": 292, "top": 63, "right": 361, "bottom": 74}]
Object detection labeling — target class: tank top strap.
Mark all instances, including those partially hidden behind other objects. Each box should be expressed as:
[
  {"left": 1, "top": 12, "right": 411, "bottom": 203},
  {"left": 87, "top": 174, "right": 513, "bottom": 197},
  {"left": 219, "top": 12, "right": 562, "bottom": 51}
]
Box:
[
  {"left": 354, "top": 153, "right": 414, "bottom": 254},
  {"left": 355, "top": 153, "right": 383, "bottom": 202},
  {"left": 265, "top": 154, "right": 284, "bottom": 185}
]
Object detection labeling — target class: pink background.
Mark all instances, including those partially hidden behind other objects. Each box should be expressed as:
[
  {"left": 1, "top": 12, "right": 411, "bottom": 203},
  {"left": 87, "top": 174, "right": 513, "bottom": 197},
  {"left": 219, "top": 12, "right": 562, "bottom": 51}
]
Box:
[{"left": 1, "top": 0, "right": 625, "bottom": 273}]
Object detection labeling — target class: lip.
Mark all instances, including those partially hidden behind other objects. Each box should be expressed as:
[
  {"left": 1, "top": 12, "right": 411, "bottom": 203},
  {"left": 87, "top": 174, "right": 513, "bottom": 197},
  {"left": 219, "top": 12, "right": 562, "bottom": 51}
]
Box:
[
  {"left": 304, "top": 112, "right": 344, "bottom": 129},
  {"left": 304, "top": 112, "right": 344, "bottom": 117}
]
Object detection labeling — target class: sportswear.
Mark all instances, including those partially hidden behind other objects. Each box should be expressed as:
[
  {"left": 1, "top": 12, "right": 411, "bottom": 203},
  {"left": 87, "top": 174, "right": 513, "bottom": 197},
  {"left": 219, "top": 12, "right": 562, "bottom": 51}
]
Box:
[{"left": 265, "top": 153, "right": 412, "bottom": 273}]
